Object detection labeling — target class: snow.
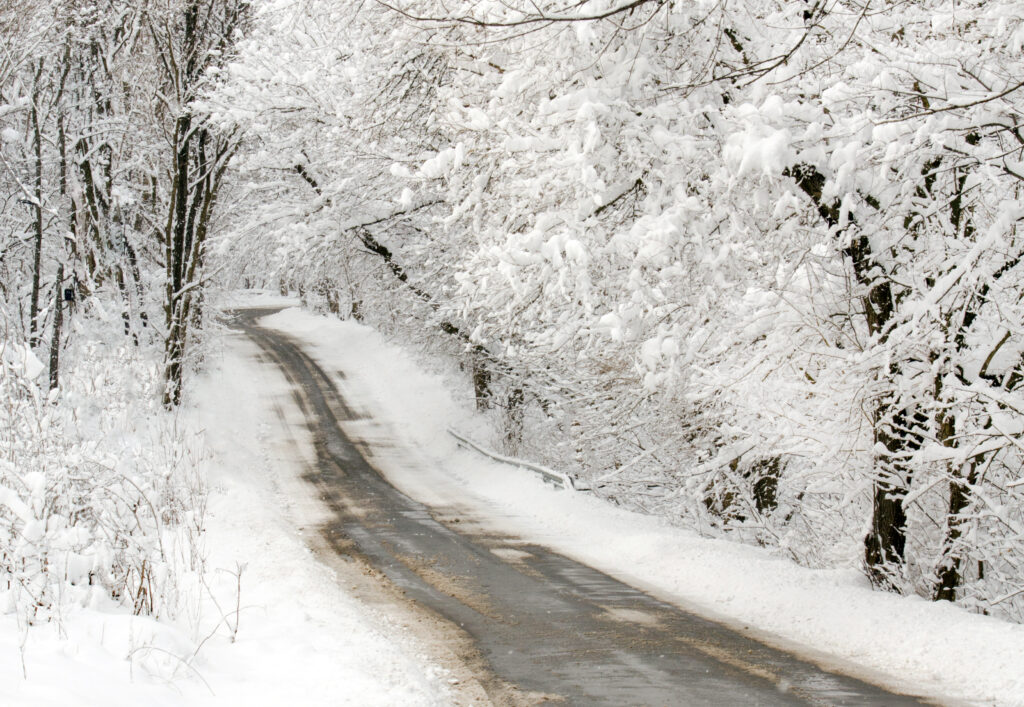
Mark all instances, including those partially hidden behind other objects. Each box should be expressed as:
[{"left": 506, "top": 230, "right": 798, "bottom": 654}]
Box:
[
  {"left": 0, "top": 295, "right": 449, "bottom": 706},
  {"left": 261, "top": 303, "right": 1024, "bottom": 707},
  {"left": 1, "top": 342, "right": 44, "bottom": 379},
  {"left": 8, "top": 293, "right": 1023, "bottom": 705}
]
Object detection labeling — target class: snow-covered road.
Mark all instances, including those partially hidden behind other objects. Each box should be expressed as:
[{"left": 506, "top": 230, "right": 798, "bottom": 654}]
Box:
[
  {"left": 237, "top": 299, "right": 1024, "bottom": 706},
  {"left": 230, "top": 305, "right": 932, "bottom": 705}
]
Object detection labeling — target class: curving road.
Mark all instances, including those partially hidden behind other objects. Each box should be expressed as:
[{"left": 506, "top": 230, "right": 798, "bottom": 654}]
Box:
[{"left": 233, "top": 309, "right": 932, "bottom": 706}]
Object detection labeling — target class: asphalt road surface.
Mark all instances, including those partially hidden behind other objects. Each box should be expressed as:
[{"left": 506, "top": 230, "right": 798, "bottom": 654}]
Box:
[{"left": 233, "top": 308, "right": 932, "bottom": 706}]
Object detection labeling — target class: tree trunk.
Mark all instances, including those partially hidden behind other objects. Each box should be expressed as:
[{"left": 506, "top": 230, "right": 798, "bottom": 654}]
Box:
[
  {"left": 163, "top": 114, "right": 193, "bottom": 408},
  {"left": 863, "top": 396, "right": 924, "bottom": 589},
  {"left": 163, "top": 119, "right": 234, "bottom": 407},
  {"left": 48, "top": 264, "right": 64, "bottom": 391},
  {"left": 933, "top": 169, "right": 980, "bottom": 603},
  {"left": 29, "top": 72, "right": 44, "bottom": 348},
  {"left": 933, "top": 464, "right": 974, "bottom": 602},
  {"left": 934, "top": 411, "right": 980, "bottom": 603},
  {"left": 786, "top": 162, "right": 916, "bottom": 588},
  {"left": 864, "top": 468, "right": 909, "bottom": 588}
]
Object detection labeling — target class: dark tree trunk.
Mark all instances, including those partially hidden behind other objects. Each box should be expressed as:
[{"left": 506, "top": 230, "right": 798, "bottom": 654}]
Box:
[
  {"left": 161, "top": 0, "right": 203, "bottom": 408},
  {"left": 123, "top": 236, "right": 148, "bottom": 329},
  {"left": 864, "top": 465, "right": 909, "bottom": 588},
  {"left": 932, "top": 169, "right": 981, "bottom": 603},
  {"left": 48, "top": 264, "right": 64, "bottom": 391},
  {"left": 934, "top": 468, "right": 973, "bottom": 602},
  {"left": 164, "top": 121, "right": 235, "bottom": 407},
  {"left": 163, "top": 114, "right": 193, "bottom": 408},
  {"left": 29, "top": 72, "right": 45, "bottom": 348},
  {"left": 863, "top": 394, "right": 927, "bottom": 589},
  {"left": 786, "top": 162, "right": 919, "bottom": 587},
  {"left": 75, "top": 137, "right": 108, "bottom": 289}
]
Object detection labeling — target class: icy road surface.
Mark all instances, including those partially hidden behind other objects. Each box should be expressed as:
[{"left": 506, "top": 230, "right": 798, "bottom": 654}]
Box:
[{"left": 232, "top": 308, "right": 928, "bottom": 706}]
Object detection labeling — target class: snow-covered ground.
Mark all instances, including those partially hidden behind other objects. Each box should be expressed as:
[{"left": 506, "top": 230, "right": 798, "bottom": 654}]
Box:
[
  {"left": 8, "top": 291, "right": 1024, "bottom": 706},
  {"left": 254, "top": 299, "right": 1024, "bottom": 707},
  {"left": 1, "top": 294, "right": 449, "bottom": 706}
]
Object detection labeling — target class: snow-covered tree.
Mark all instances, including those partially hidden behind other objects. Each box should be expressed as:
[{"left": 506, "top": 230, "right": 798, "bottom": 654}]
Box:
[{"left": 212, "top": 0, "right": 1024, "bottom": 615}]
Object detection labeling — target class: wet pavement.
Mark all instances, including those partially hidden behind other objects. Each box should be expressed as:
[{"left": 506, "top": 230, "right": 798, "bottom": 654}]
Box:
[{"left": 233, "top": 308, "right": 932, "bottom": 706}]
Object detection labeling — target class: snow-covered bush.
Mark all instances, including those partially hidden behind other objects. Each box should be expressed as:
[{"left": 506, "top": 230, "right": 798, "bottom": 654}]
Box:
[{"left": 0, "top": 327, "right": 206, "bottom": 625}]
